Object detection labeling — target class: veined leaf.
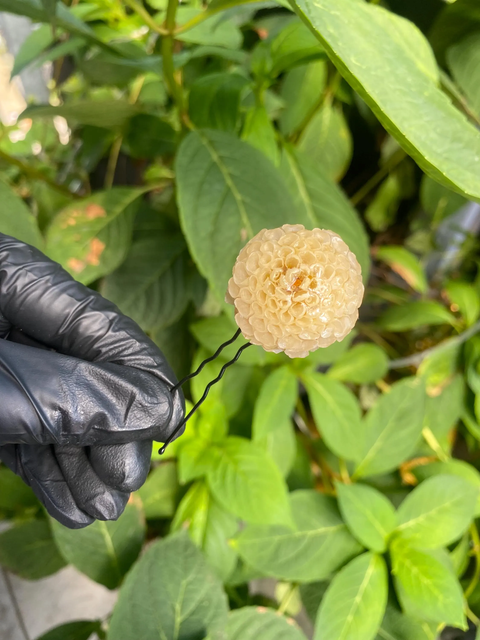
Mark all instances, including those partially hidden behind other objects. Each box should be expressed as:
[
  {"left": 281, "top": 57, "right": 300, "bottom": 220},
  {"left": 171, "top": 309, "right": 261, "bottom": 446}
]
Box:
[
  {"left": 36, "top": 620, "right": 102, "bottom": 640},
  {"left": 189, "top": 73, "right": 249, "bottom": 132},
  {"left": 328, "top": 344, "right": 389, "bottom": 384},
  {"left": 292, "top": 0, "right": 480, "bottom": 201},
  {"left": 227, "top": 607, "right": 305, "bottom": 640},
  {"left": 378, "top": 301, "right": 456, "bottom": 332},
  {"left": 252, "top": 366, "right": 298, "bottom": 440},
  {"left": 354, "top": 377, "right": 425, "bottom": 478},
  {"left": 336, "top": 482, "right": 397, "bottom": 553},
  {"left": 396, "top": 474, "right": 478, "bottom": 548},
  {"left": 314, "top": 553, "right": 388, "bottom": 640},
  {"left": 280, "top": 60, "right": 327, "bottom": 136},
  {"left": 234, "top": 490, "right": 361, "bottom": 582},
  {"left": 391, "top": 539, "right": 466, "bottom": 629}
]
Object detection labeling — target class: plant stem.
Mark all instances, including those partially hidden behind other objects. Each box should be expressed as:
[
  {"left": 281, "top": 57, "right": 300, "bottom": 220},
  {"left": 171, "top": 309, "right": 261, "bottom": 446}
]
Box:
[
  {"left": 277, "top": 583, "right": 297, "bottom": 615},
  {"left": 161, "top": 0, "right": 185, "bottom": 111},
  {"left": 440, "top": 70, "right": 480, "bottom": 129},
  {"left": 350, "top": 147, "right": 406, "bottom": 206},
  {"left": 389, "top": 319, "right": 480, "bottom": 370},
  {"left": 104, "top": 135, "right": 123, "bottom": 189},
  {"left": 124, "top": 0, "right": 168, "bottom": 34},
  {"left": 466, "top": 523, "right": 480, "bottom": 600},
  {"left": 0, "top": 149, "right": 78, "bottom": 198},
  {"left": 339, "top": 458, "right": 351, "bottom": 484},
  {"left": 466, "top": 605, "right": 480, "bottom": 627}
]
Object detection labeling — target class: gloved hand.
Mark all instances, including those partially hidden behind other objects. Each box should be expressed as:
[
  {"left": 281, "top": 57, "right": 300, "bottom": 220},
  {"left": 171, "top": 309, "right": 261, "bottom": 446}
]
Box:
[{"left": 0, "top": 233, "right": 185, "bottom": 529}]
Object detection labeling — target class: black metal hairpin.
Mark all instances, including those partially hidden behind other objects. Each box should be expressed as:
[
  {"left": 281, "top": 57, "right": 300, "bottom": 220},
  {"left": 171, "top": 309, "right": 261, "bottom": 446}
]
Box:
[{"left": 159, "top": 328, "right": 252, "bottom": 454}]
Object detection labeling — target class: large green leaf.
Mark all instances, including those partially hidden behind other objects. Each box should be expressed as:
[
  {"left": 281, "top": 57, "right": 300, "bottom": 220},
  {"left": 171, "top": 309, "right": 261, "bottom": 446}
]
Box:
[
  {"left": 189, "top": 73, "right": 249, "bottom": 131},
  {"left": 46, "top": 188, "right": 142, "bottom": 285},
  {"left": 336, "top": 483, "right": 397, "bottom": 553},
  {"left": 51, "top": 501, "right": 145, "bottom": 590},
  {"left": 227, "top": 607, "right": 306, "bottom": 640},
  {"left": 137, "top": 462, "right": 178, "bottom": 519},
  {"left": 256, "top": 417, "right": 297, "bottom": 478},
  {"left": 176, "top": 129, "right": 305, "bottom": 298},
  {"left": 354, "top": 377, "right": 425, "bottom": 478},
  {"left": 280, "top": 61, "right": 327, "bottom": 136},
  {"left": 328, "top": 344, "right": 389, "bottom": 385},
  {"left": 391, "top": 539, "right": 466, "bottom": 629},
  {"left": 302, "top": 371, "right": 363, "bottom": 461},
  {"left": 207, "top": 437, "right": 292, "bottom": 525},
  {"left": 298, "top": 103, "right": 352, "bottom": 182},
  {"left": 101, "top": 234, "right": 188, "bottom": 332},
  {"left": 280, "top": 148, "right": 370, "bottom": 279},
  {"left": 0, "top": 180, "right": 43, "bottom": 247},
  {"left": 396, "top": 474, "right": 478, "bottom": 549},
  {"left": 23, "top": 101, "right": 139, "bottom": 129},
  {"left": 171, "top": 481, "right": 238, "bottom": 581},
  {"left": 108, "top": 532, "right": 229, "bottom": 640},
  {"left": 36, "top": 620, "right": 102, "bottom": 640},
  {"left": 252, "top": 366, "right": 298, "bottom": 440},
  {"left": 314, "top": 553, "right": 388, "bottom": 640},
  {"left": 378, "top": 301, "right": 457, "bottom": 332},
  {"left": 0, "top": 520, "right": 66, "bottom": 580},
  {"left": 375, "top": 605, "right": 438, "bottom": 640},
  {"left": 234, "top": 490, "right": 362, "bottom": 582},
  {"left": 292, "top": 0, "right": 480, "bottom": 201}
]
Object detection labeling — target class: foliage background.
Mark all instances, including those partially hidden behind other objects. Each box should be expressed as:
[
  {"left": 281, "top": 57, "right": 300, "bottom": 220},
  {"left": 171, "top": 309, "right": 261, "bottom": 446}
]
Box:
[{"left": 1, "top": 0, "right": 480, "bottom": 639}]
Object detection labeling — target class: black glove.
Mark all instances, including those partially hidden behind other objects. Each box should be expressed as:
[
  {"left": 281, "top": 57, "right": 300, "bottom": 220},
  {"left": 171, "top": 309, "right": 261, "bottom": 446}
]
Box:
[{"left": 0, "top": 233, "right": 185, "bottom": 528}]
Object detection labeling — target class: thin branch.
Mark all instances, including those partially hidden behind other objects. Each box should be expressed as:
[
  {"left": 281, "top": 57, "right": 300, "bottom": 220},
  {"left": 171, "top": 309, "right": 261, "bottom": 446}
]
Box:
[
  {"left": 465, "top": 522, "right": 480, "bottom": 601},
  {"left": 124, "top": 0, "right": 168, "bottom": 34},
  {"left": 389, "top": 319, "right": 480, "bottom": 370},
  {"left": 350, "top": 147, "right": 406, "bottom": 207}
]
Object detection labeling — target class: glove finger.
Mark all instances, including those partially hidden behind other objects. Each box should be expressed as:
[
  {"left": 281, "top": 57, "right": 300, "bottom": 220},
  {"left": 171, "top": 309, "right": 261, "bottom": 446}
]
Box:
[
  {"left": 0, "top": 339, "right": 176, "bottom": 446},
  {"left": 0, "top": 443, "right": 93, "bottom": 529},
  {"left": 55, "top": 445, "right": 129, "bottom": 521},
  {"left": 0, "top": 234, "right": 177, "bottom": 387},
  {"left": 88, "top": 441, "right": 152, "bottom": 493}
]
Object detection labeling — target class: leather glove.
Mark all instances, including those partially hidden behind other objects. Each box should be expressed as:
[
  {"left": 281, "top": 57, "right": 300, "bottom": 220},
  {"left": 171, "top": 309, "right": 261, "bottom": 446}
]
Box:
[{"left": 0, "top": 233, "right": 185, "bottom": 528}]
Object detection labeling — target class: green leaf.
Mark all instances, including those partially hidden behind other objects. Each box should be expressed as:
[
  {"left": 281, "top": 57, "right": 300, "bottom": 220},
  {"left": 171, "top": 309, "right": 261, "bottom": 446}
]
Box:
[
  {"left": 36, "top": 620, "right": 102, "bottom": 640},
  {"left": 413, "top": 460, "right": 480, "bottom": 517},
  {"left": 298, "top": 103, "right": 352, "bottom": 182},
  {"left": 430, "top": 0, "right": 480, "bottom": 65},
  {"left": 137, "top": 462, "right": 178, "bottom": 519},
  {"left": 302, "top": 371, "right": 362, "bottom": 461},
  {"left": 46, "top": 188, "right": 142, "bottom": 285},
  {"left": 22, "top": 101, "right": 139, "bottom": 129},
  {"left": 252, "top": 366, "right": 298, "bottom": 440},
  {"left": 270, "top": 20, "right": 324, "bottom": 75},
  {"left": 314, "top": 553, "right": 388, "bottom": 640},
  {"left": 336, "top": 483, "right": 397, "bottom": 553},
  {"left": 171, "top": 482, "right": 238, "bottom": 581},
  {"left": 175, "top": 7, "right": 242, "bottom": 48},
  {"left": 12, "top": 24, "right": 53, "bottom": 77},
  {"left": 295, "top": 330, "right": 356, "bottom": 368},
  {"left": 242, "top": 105, "right": 279, "bottom": 165},
  {"left": 354, "top": 377, "right": 425, "bottom": 478},
  {"left": 391, "top": 539, "right": 466, "bottom": 629},
  {"left": 375, "top": 246, "right": 428, "bottom": 294},
  {"left": 418, "top": 337, "right": 461, "bottom": 394},
  {"left": 396, "top": 474, "right": 478, "bottom": 549},
  {"left": 176, "top": 129, "right": 305, "bottom": 299},
  {"left": 227, "top": 607, "right": 306, "bottom": 639},
  {"left": 178, "top": 437, "right": 223, "bottom": 485},
  {"left": 108, "top": 531, "right": 228, "bottom": 639},
  {"left": 365, "top": 174, "right": 402, "bottom": 233},
  {"left": 375, "top": 604, "right": 438, "bottom": 640},
  {"left": 420, "top": 175, "right": 467, "bottom": 223},
  {"left": 50, "top": 501, "right": 145, "bottom": 589},
  {"left": 234, "top": 490, "right": 362, "bottom": 582},
  {"left": 447, "top": 33, "right": 480, "bottom": 118},
  {"left": 189, "top": 73, "right": 249, "bottom": 132},
  {"left": 101, "top": 233, "right": 188, "bottom": 332},
  {"left": 124, "top": 114, "right": 176, "bottom": 158},
  {"left": 0, "top": 520, "right": 66, "bottom": 580},
  {"left": 256, "top": 418, "right": 297, "bottom": 478},
  {"left": 207, "top": 437, "right": 292, "bottom": 525},
  {"left": 328, "top": 344, "right": 389, "bottom": 384},
  {"left": 0, "top": 180, "right": 43, "bottom": 247},
  {"left": 445, "top": 280, "right": 480, "bottom": 327},
  {"left": 0, "top": 466, "right": 38, "bottom": 512},
  {"left": 377, "top": 301, "right": 456, "bottom": 332},
  {"left": 79, "top": 50, "right": 161, "bottom": 88},
  {"left": 280, "top": 147, "right": 370, "bottom": 280},
  {"left": 292, "top": 0, "right": 480, "bottom": 201},
  {"left": 280, "top": 60, "right": 327, "bottom": 136},
  {"left": 422, "top": 374, "right": 465, "bottom": 455}
]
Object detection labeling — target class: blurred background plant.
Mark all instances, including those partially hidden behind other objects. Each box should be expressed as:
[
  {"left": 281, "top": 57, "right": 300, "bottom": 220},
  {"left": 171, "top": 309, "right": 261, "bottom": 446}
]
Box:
[{"left": 1, "top": 0, "right": 480, "bottom": 639}]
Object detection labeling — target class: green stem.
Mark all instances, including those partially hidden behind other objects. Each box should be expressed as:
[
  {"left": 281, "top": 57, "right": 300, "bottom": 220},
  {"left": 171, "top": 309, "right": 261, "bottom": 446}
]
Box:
[
  {"left": 104, "top": 136, "right": 123, "bottom": 189},
  {"left": 0, "top": 149, "right": 78, "bottom": 198},
  {"left": 465, "top": 523, "right": 480, "bottom": 600},
  {"left": 350, "top": 147, "right": 406, "bottom": 206},
  {"left": 124, "top": 0, "right": 168, "bottom": 34},
  {"left": 277, "top": 583, "right": 297, "bottom": 615},
  {"left": 440, "top": 70, "right": 480, "bottom": 129},
  {"left": 162, "top": 0, "right": 185, "bottom": 116}
]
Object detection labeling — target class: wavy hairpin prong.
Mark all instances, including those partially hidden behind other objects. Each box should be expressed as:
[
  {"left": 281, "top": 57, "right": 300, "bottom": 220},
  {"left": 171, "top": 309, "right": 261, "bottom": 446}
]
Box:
[{"left": 159, "top": 330, "right": 251, "bottom": 454}]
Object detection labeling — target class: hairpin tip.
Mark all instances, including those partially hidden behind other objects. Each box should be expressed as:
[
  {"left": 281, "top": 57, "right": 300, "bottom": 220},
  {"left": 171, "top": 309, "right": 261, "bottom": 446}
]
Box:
[{"left": 159, "top": 445, "right": 167, "bottom": 455}]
